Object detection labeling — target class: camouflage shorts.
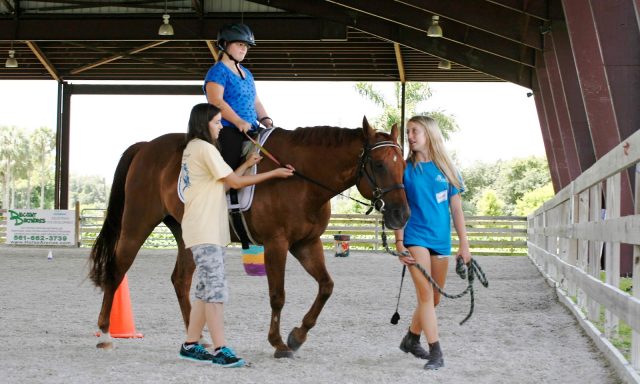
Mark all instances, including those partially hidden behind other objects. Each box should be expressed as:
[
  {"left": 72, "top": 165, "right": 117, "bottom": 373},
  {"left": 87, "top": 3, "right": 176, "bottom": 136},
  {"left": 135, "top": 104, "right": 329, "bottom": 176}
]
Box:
[{"left": 190, "top": 244, "right": 228, "bottom": 303}]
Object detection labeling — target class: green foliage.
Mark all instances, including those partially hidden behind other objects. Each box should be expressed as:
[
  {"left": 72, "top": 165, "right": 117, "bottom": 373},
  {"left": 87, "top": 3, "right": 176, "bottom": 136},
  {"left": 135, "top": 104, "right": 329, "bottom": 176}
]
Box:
[
  {"left": 31, "top": 127, "right": 56, "bottom": 209},
  {"left": 353, "top": 83, "right": 552, "bottom": 217},
  {"left": 354, "top": 81, "right": 458, "bottom": 139},
  {"left": 69, "top": 175, "right": 109, "bottom": 209},
  {"left": 498, "top": 156, "right": 551, "bottom": 210},
  {"left": 461, "top": 156, "right": 551, "bottom": 215},
  {"left": 0, "top": 125, "right": 109, "bottom": 210},
  {"left": 1, "top": 126, "right": 37, "bottom": 208},
  {"left": 514, "top": 183, "right": 554, "bottom": 216},
  {"left": 460, "top": 161, "right": 504, "bottom": 208},
  {"left": 331, "top": 188, "right": 368, "bottom": 214},
  {"left": 476, "top": 189, "right": 505, "bottom": 216}
]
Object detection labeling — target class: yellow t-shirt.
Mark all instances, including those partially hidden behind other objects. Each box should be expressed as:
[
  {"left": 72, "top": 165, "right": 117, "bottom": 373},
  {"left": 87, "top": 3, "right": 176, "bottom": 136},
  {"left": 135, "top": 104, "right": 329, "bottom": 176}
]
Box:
[{"left": 179, "top": 138, "right": 234, "bottom": 248}]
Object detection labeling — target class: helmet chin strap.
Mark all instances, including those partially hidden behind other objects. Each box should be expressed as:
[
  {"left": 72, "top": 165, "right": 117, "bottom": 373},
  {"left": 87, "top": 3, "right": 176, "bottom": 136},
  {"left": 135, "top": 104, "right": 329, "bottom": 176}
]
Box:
[{"left": 223, "top": 50, "right": 246, "bottom": 80}]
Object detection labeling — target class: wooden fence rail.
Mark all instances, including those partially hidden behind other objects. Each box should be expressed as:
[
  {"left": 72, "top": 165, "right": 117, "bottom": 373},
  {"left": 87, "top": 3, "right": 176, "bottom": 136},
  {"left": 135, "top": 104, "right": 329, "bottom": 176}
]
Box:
[
  {"left": 528, "top": 128, "right": 640, "bottom": 383},
  {"left": 1, "top": 209, "right": 527, "bottom": 256}
]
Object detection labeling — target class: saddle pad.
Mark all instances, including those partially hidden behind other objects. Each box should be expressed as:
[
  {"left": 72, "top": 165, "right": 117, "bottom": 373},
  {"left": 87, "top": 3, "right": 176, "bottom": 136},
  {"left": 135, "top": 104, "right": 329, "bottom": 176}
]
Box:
[{"left": 226, "top": 128, "right": 276, "bottom": 212}]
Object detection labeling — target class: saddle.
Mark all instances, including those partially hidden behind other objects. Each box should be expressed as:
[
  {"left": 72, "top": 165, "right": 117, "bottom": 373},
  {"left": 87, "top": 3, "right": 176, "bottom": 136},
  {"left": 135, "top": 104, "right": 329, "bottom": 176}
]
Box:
[{"left": 227, "top": 128, "right": 276, "bottom": 249}]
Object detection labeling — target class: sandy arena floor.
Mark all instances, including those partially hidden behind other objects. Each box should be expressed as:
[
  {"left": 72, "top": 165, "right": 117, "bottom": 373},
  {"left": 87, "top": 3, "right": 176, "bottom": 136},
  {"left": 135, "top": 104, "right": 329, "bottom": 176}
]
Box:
[{"left": 0, "top": 246, "right": 619, "bottom": 383}]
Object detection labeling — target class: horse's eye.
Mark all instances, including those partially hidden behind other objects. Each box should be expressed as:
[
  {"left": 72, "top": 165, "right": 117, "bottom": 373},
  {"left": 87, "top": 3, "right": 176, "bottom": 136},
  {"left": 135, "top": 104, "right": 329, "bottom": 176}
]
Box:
[{"left": 373, "top": 161, "right": 385, "bottom": 171}]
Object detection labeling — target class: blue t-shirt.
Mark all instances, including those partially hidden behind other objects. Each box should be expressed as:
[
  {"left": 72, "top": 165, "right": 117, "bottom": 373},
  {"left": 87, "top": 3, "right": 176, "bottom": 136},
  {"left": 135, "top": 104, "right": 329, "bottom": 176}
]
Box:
[
  {"left": 204, "top": 62, "right": 258, "bottom": 130},
  {"left": 403, "top": 161, "right": 462, "bottom": 255}
]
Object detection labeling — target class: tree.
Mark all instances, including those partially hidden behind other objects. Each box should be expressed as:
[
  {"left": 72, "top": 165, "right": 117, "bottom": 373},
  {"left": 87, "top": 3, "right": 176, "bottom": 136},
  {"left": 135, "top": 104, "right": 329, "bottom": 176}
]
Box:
[
  {"left": 0, "top": 126, "right": 28, "bottom": 209},
  {"left": 69, "top": 175, "right": 108, "bottom": 209},
  {"left": 514, "top": 183, "right": 554, "bottom": 216},
  {"left": 497, "top": 156, "right": 551, "bottom": 212},
  {"left": 476, "top": 189, "right": 505, "bottom": 216},
  {"left": 460, "top": 156, "right": 551, "bottom": 216},
  {"left": 31, "top": 127, "right": 56, "bottom": 209},
  {"left": 0, "top": 126, "right": 56, "bottom": 209},
  {"left": 460, "top": 160, "right": 504, "bottom": 208},
  {"left": 354, "top": 82, "right": 458, "bottom": 139}
]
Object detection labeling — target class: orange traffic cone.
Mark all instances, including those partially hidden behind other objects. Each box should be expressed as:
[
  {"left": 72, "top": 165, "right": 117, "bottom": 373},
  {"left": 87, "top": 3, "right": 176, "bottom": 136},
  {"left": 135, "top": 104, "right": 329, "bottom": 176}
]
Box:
[{"left": 109, "top": 275, "right": 143, "bottom": 339}]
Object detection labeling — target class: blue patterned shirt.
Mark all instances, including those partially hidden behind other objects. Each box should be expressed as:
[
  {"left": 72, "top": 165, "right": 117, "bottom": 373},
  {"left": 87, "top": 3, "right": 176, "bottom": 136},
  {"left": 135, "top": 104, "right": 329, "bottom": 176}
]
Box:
[{"left": 204, "top": 62, "right": 258, "bottom": 131}]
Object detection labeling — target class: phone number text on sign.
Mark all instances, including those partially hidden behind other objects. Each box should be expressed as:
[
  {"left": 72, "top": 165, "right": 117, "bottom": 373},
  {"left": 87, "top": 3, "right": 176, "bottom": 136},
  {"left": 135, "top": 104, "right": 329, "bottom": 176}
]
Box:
[{"left": 7, "top": 209, "right": 76, "bottom": 246}]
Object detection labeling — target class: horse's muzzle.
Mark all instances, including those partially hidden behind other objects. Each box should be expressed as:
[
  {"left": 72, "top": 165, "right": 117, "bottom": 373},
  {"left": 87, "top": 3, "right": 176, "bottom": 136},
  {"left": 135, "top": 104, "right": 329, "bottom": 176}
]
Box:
[{"left": 383, "top": 204, "right": 410, "bottom": 230}]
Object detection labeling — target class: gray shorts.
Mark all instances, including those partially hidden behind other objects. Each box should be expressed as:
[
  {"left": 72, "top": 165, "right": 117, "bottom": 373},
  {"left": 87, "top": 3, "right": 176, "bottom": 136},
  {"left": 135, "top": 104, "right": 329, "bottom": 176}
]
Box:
[{"left": 190, "top": 244, "right": 228, "bottom": 303}]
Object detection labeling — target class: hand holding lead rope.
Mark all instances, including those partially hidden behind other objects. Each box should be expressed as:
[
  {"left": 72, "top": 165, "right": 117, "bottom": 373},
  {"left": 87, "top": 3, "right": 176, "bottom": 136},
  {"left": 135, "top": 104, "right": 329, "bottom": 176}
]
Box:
[{"left": 381, "top": 221, "right": 488, "bottom": 325}]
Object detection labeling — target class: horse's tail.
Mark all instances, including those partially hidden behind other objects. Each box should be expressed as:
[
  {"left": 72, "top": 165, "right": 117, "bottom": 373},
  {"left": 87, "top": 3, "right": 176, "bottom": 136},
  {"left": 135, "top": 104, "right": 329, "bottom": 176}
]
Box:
[{"left": 89, "top": 142, "right": 144, "bottom": 289}]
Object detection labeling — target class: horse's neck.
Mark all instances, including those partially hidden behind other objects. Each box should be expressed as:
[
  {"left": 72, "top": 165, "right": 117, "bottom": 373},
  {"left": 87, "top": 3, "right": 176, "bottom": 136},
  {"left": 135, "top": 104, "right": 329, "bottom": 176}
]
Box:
[{"left": 292, "top": 134, "right": 362, "bottom": 197}]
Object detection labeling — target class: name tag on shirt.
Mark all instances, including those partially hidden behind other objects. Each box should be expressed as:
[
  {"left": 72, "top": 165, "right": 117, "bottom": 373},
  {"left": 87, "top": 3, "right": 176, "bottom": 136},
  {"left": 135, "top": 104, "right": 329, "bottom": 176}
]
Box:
[{"left": 436, "top": 190, "right": 448, "bottom": 203}]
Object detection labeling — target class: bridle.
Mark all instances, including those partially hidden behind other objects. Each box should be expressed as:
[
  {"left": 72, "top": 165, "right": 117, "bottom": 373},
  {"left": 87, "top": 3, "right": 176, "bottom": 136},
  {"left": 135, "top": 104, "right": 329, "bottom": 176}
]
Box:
[
  {"left": 246, "top": 130, "right": 404, "bottom": 212},
  {"left": 356, "top": 140, "right": 405, "bottom": 214}
]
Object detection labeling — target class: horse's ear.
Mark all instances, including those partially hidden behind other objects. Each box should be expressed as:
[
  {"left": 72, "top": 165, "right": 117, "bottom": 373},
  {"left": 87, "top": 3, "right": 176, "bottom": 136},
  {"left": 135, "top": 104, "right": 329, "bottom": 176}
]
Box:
[
  {"left": 390, "top": 123, "right": 399, "bottom": 142},
  {"left": 362, "top": 116, "right": 374, "bottom": 139}
]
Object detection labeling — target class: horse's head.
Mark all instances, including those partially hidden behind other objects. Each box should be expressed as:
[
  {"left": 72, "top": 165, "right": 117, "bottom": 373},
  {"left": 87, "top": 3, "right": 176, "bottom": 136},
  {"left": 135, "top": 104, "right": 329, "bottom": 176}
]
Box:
[{"left": 356, "top": 117, "right": 410, "bottom": 230}]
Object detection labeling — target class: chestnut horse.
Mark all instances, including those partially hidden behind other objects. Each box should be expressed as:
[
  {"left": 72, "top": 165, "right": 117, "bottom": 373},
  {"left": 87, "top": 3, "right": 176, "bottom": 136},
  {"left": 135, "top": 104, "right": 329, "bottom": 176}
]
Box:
[{"left": 89, "top": 117, "right": 409, "bottom": 357}]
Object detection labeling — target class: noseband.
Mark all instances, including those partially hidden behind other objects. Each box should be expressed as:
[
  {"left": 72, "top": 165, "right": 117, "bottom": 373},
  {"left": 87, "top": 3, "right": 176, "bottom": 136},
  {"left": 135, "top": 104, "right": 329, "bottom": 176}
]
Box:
[{"left": 357, "top": 140, "right": 405, "bottom": 213}]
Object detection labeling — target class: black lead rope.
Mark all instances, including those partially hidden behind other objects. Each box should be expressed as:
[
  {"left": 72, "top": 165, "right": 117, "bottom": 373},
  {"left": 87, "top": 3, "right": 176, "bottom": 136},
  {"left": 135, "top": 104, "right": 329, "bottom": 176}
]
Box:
[{"left": 381, "top": 222, "right": 489, "bottom": 325}]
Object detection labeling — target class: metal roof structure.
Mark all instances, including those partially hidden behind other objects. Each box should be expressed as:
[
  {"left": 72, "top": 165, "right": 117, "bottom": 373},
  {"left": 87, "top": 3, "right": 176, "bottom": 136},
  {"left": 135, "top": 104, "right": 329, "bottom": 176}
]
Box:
[{"left": 0, "top": 0, "right": 552, "bottom": 86}]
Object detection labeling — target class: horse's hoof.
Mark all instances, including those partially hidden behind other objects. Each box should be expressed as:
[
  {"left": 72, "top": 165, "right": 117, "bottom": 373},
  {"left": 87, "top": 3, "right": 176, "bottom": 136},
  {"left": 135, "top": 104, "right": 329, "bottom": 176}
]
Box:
[
  {"left": 274, "top": 349, "right": 294, "bottom": 359},
  {"left": 96, "top": 341, "right": 114, "bottom": 350},
  {"left": 95, "top": 330, "right": 114, "bottom": 350},
  {"left": 287, "top": 328, "right": 305, "bottom": 351}
]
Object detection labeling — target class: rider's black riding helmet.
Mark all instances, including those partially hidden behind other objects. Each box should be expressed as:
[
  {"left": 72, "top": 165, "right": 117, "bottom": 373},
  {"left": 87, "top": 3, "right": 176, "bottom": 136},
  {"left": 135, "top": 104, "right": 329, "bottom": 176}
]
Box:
[{"left": 216, "top": 23, "right": 256, "bottom": 50}]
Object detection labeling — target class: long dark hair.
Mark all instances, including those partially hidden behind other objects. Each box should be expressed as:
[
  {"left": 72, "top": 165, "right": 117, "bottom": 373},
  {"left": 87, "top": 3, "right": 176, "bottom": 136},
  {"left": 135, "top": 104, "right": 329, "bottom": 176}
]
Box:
[{"left": 185, "top": 103, "right": 221, "bottom": 147}]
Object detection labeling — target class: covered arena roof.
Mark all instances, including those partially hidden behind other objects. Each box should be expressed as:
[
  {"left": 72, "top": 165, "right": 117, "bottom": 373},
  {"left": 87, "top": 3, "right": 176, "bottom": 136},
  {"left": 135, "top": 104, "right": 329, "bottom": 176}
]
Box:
[{"left": 0, "top": 0, "right": 553, "bottom": 87}]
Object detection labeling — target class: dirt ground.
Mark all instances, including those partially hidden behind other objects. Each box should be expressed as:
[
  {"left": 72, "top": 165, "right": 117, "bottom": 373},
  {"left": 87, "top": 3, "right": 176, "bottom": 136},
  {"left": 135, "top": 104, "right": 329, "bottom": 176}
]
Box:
[{"left": 0, "top": 246, "right": 619, "bottom": 384}]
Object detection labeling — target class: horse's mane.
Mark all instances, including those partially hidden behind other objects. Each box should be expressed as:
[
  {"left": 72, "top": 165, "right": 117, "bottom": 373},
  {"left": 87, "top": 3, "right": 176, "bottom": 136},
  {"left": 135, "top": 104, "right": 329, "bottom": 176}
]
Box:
[{"left": 286, "top": 126, "right": 362, "bottom": 147}]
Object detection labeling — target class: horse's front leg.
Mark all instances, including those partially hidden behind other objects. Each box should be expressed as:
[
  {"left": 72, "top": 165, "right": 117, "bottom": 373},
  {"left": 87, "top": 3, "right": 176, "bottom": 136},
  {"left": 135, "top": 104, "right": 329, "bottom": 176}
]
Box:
[
  {"left": 287, "top": 238, "right": 334, "bottom": 352},
  {"left": 264, "top": 239, "right": 293, "bottom": 358}
]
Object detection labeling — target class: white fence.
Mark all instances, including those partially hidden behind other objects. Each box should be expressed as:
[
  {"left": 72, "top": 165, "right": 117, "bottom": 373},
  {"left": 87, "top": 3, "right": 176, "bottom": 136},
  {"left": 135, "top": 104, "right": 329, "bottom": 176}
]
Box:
[
  {"left": 76, "top": 210, "right": 527, "bottom": 255},
  {"left": 528, "top": 129, "right": 640, "bottom": 383}
]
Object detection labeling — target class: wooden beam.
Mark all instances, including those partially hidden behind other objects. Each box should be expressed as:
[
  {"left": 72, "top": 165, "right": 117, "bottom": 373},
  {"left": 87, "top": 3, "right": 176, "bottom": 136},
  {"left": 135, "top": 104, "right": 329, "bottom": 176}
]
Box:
[
  {"left": 1, "top": 0, "right": 15, "bottom": 14},
  {"left": 24, "top": 40, "right": 60, "bottom": 81},
  {"left": 0, "top": 17, "right": 330, "bottom": 41},
  {"left": 69, "top": 40, "right": 169, "bottom": 75},
  {"left": 249, "top": 0, "right": 531, "bottom": 86},
  {"left": 393, "top": 43, "right": 405, "bottom": 83},
  {"left": 64, "top": 41, "right": 201, "bottom": 76},
  {"left": 325, "top": 0, "right": 536, "bottom": 66},
  {"left": 205, "top": 40, "right": 219, "bottom": 62},
  {"left": 484, "top": 0, "right": 548, "bottom": 20},
  {"left": 396, "top": 0, "right": 543, "bottom": 49}
]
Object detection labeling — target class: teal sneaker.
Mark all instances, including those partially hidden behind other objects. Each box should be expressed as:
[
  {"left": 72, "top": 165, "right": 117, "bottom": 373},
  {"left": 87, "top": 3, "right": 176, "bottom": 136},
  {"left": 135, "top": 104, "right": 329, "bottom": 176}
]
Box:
[
  {"left": 212, "top": 346, "right": 245, "bottom": 368},
  {"left": 179, "top": 343, "right": 214, "bottom": 364}
]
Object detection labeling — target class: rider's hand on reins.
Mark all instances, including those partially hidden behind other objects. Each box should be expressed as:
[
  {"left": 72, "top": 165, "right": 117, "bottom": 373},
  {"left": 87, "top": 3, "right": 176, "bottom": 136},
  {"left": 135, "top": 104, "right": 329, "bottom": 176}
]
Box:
[{"left": 237, "top": 120, "right": 252, "bottom": 133}]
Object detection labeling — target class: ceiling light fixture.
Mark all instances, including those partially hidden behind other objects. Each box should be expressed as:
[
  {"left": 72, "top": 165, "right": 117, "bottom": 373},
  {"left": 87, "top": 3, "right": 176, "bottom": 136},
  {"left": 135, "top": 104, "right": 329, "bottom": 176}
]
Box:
[
  {"left": 5, "top": 41, "right": 18, "bottom": 68},
  {"left": 427, "top": 15, "right": 443, "bottom": 38},
  {"left": 158, "top": 0, "right": 174, "bottom": 36},
  {"left": 438, "top": 59, "right": 451, "bottom": 70}
]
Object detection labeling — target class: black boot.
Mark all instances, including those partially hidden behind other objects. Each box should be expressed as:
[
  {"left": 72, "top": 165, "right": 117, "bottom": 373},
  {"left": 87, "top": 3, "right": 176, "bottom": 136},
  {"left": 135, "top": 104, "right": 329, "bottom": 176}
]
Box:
[
  {"left": 399, "top": 330, "right": 429, "bottom": 359},
  {"left": 423, "top": 341, "right": 444, "bottom": 370}
]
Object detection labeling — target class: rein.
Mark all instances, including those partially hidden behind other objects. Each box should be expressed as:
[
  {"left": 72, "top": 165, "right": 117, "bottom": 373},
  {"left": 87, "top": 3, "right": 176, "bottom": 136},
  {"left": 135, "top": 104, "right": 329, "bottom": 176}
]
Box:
[
  {"left": 380, "top": 221, "right": 489, "bottom": 325},
  {"left": 244, "top": 132, "right": 402, "bottom": 210}
]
